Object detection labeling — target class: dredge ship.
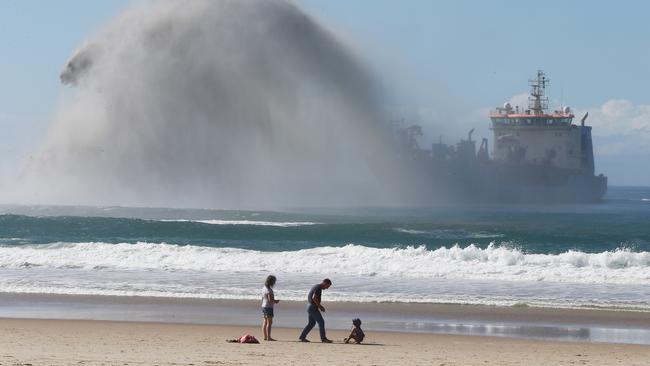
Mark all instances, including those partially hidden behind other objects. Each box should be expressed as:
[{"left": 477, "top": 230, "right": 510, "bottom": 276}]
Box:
[{"left": 397, "top": 71, "right": 607, "bottom": 203}]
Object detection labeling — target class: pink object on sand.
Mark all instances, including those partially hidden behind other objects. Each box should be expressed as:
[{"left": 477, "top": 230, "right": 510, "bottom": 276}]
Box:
[{"left": 238, "top": 334, "right": 260, "bottom": 344}]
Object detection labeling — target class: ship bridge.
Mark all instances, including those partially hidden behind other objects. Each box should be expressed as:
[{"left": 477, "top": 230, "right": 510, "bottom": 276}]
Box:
[{"left": 490, "top": 114, "right": 574, "bottom": 126}]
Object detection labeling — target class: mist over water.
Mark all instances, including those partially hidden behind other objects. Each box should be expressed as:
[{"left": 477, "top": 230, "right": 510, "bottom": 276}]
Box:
[{"left": 9, "top": 0, "right": 417, "bottom": 208}]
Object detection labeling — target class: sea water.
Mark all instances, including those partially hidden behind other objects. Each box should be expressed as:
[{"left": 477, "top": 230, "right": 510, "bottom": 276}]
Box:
[{"left": 1, "top": 186, "right": 649, "bottom": 310}]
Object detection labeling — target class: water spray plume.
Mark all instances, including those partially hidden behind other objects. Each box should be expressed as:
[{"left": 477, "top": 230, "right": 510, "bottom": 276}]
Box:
[{"left": 10, "top": 0, "right": 420, "bottom": 209}]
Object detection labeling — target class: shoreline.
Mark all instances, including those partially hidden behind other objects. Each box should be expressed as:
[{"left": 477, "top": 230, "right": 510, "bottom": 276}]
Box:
[
  {"left": 2, "top": 318, "right": 649, "bottom": 366},
  {"left": 2, "top": 292, "right": 650, "bottom": 345}
]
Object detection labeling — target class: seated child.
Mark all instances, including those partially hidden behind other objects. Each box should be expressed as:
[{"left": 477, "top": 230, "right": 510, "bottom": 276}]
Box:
[{"left": 343, "top": 318, "right": 365, "bottom": 344}]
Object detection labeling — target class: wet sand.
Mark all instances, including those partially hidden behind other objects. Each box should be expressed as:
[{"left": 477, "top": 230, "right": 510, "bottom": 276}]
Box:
[{"left": 2, "top": 293, "right": 650, "bottom": 344}]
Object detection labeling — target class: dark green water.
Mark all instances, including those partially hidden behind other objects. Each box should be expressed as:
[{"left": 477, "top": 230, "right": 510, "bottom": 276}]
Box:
[{"left": 1, "top": 186, "right": 649, "bottom": 254}]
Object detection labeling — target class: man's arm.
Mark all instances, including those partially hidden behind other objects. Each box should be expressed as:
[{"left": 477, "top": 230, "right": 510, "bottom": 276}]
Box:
[{"left": 311, "top": 291, "right": 325, "bottom": 312}]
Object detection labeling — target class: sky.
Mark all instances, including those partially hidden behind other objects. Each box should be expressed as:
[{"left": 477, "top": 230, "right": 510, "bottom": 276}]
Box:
[{"left": 1, "top": 0, "right": 649, "bottom": 186}]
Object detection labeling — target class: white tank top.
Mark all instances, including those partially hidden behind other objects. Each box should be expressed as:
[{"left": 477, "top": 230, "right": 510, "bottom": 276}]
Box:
[{"left": 261, "top": 286, "right": 274, "bottom": 308}]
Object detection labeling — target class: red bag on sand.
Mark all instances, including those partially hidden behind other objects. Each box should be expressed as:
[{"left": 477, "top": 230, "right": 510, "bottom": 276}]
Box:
[{"left": 238, "top": 334, "right": 259, "bottom": 344}]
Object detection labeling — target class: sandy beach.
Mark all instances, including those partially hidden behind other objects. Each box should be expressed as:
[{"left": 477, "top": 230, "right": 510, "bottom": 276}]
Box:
[
  {"left": 1, "top": 318, "right": 649, "bottom": 366},
  {"left": 1, "top": 295, "right": 650, "bottom": 365}
]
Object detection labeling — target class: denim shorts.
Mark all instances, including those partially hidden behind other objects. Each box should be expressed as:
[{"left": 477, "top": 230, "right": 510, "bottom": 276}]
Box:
[{"left": 262, "top": 307, "right": 274, "bottom": 318}]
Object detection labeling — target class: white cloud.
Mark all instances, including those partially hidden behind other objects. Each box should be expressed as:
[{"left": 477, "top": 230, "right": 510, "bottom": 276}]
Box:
[
  {"left": 594, "top": 99, "right": 650, "bottom": 135},
  {"left": 576, "top": 99, "right": 650, "bottom": 156}
]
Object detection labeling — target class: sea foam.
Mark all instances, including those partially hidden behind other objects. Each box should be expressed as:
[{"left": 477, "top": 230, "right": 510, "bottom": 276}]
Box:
[
  {"left": 1, "top": 242, "right": 648, "bottom": 285},
  {"left": 394, "top": 228, "right": 505, "bottom": 239},
  {"left": 159, "top": 219, "right": 320, "bottom": 227}
]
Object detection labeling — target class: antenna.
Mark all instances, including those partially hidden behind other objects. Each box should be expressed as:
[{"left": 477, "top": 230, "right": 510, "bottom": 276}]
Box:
[{"left": 528, "top": 70, "right": 549, "bottom": 115}]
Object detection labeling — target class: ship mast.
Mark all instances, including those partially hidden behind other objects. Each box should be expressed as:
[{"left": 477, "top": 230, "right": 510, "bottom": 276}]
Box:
[{"left": 528, "top": 70, "right": 549, "bottom": 115}]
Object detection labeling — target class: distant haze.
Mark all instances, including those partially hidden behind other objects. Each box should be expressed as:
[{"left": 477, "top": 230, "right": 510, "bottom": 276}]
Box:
[{"left": 8, "top": 0, "right": 421, "bottom": 208}]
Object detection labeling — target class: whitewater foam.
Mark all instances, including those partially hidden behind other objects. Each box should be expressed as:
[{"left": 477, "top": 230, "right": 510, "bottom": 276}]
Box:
[
  {"left": 394, "top": 228, "right": 504, "bottom": 239},
  {"left": 1, "top": 266, "right": 648, "bottom": 310},
  {"left": 1, "top": 242, "right": 649, "bottom": 285},
  {"left": 159, "top": 219, "right": 320, "bottom": 227},
  {"left": 0, "top": 284, "right": 643, "bottom": 310}
]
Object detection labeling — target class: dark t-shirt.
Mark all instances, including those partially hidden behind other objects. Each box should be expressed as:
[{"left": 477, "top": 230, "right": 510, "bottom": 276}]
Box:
[{"left": 307, "top": 284, "right": 322, "bottom": 305}]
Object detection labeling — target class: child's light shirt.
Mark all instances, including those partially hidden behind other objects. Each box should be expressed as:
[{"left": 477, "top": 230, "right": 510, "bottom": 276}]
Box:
[{"left": 261, "top": 286, "right": 274, "bottom": 308}]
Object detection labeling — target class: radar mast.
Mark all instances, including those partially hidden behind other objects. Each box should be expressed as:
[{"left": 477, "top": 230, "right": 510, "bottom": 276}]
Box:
[{"left": 528, "top": 70, "right": 549, "bottom": 115}]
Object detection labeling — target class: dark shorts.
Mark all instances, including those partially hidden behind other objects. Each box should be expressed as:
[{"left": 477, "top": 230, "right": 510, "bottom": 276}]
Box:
[{"left": 262, "top": 307, "right": 274, "bottom": 318}]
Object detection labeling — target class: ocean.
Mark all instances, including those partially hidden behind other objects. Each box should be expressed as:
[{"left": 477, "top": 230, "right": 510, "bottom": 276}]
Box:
[{"left": 1, "top": 186, "right": 649, "bottom": 311}]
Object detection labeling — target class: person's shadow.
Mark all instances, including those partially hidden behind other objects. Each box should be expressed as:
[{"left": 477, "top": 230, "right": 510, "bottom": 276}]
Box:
[{"left": 282, "top": 340, "right": 394, "bottom": 346}]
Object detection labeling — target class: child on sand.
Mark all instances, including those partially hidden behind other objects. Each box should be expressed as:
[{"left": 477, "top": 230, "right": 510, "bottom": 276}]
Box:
[
  {"left": 344, "top": 318, "right": 365, "bottom": 344},
  {"left": 262, "top": 275, "right": 280, "bottom": 341}
]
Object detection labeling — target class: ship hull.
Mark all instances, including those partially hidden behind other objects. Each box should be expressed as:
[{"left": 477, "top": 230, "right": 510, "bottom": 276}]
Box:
[
  {"left": 429, "top": 161, "right": 608, "bottom": 204},
  {"left": 488, "top": 172, "right": 608, "bottom": 203}
]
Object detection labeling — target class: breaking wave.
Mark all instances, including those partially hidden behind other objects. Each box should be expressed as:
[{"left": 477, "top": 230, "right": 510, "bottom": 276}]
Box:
[
  {"left": 1, "top": 242, "right": 649, "bottom": 285},
  {"left": 159, "top": 219, "right": 320, "bottom": 227},
  {"left": 394, "top": 228, "right": 504, "bottom": 239}
]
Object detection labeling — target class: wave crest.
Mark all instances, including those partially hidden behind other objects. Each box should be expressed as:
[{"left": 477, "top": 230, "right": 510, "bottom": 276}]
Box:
[
  {"left": 1, "top": 242, "right": 649, "bottom": 285},
  {"left": 160, "top": 219, "right": 320, "bottom": 227}
]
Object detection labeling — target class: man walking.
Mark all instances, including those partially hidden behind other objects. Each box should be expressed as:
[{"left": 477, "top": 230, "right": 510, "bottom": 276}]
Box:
[{"left": 299, "top": 278, "right": 333, "bottom": 343}]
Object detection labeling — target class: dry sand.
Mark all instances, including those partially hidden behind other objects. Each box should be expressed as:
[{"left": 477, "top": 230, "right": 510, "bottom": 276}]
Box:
[{"left": 1, "top": 318, "right": 649, "bottom": 366}]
